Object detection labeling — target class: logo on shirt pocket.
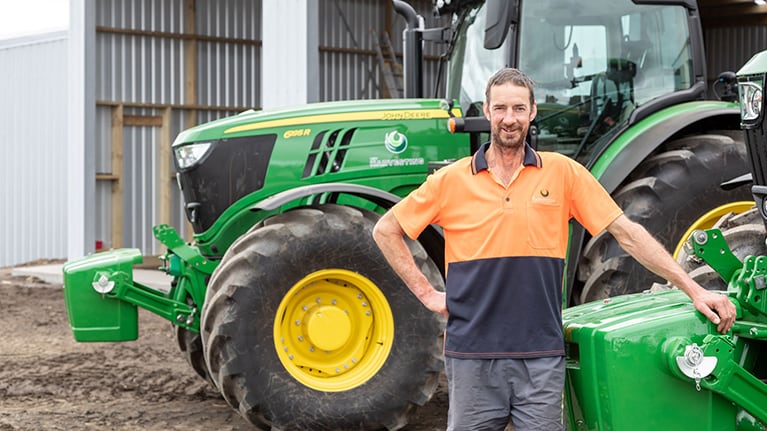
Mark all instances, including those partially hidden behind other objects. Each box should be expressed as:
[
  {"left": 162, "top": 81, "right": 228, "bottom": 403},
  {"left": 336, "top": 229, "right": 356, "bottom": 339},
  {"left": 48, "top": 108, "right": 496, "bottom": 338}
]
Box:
[{"left": 532, "top": 188, "right": 556, "bottom": 204}]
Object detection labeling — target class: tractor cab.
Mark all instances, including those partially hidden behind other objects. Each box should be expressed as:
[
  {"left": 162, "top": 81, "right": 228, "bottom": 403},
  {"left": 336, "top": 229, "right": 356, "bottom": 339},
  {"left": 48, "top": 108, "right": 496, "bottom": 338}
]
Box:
[{"left": 441, "top": 0, "right": 704, "bottom": 164}]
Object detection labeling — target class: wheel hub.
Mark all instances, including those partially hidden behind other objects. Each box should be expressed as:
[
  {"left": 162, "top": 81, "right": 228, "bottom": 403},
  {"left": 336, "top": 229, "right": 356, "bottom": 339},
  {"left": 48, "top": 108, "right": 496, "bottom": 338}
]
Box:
[
  {"left": 273, "top": 269, "right": 394, "bottom": 392},
  {"left": 305, "top": 305, "right": 352, "bottom": 351}
]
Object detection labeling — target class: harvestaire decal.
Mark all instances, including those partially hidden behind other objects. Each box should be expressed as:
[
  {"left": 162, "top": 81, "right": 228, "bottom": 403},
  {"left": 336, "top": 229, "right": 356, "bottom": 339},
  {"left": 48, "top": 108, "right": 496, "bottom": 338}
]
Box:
[
  {"left": 384, "top": 131, "right": 408, "bottom": 154},
  {"left": 371, "top": 130, "right": 424, "bottom": 168}
]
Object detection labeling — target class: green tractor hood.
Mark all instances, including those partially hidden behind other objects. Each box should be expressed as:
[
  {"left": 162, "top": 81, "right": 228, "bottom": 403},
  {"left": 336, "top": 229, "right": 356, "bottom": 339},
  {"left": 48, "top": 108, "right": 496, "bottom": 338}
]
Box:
[{"left": 171, "top": 98, "right": 467, "bottom": 239}]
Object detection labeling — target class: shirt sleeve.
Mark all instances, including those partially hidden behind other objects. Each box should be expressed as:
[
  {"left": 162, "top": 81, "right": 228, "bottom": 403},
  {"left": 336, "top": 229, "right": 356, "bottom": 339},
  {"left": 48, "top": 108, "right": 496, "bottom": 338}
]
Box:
[
  {"left": 567, "top": 158, "right": 624, "bottom": 235},
  {"left": 391, "top": 172, "right": 443, "bottom": 240}
]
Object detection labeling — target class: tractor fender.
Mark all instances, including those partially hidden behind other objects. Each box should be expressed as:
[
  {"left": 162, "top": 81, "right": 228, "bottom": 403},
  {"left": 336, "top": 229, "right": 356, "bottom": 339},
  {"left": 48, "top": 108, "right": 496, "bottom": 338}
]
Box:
[
  {"left": 563, "top": 104, "right": 743, "bottom": 305},
  {"left": 250, "top": 182, "right": 447, "bottom": 275},
  {"left": 592, "top": 104, "right": 741, "bottom": 194},
  {"left": 250, "top": 182, "right": 403, "bottom": 211}
]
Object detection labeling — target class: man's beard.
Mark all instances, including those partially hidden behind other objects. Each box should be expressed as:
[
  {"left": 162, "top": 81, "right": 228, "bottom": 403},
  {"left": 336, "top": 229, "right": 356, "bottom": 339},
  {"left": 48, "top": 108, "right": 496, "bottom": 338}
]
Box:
[{"left": 491, "top": 125, "right": 527, "bottom": 150}]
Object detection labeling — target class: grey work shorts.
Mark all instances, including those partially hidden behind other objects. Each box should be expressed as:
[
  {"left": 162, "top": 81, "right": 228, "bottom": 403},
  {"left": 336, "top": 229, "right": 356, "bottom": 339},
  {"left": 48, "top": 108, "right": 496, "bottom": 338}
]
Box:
[{"left": 445, "top": 356, "right": 565, "bottom": 431}]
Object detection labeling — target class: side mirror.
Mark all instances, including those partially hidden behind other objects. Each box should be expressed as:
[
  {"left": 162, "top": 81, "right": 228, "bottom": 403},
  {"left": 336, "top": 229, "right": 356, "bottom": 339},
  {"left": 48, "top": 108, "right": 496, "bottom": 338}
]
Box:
[{"left": 483, "top": 0, "right": 516, "bottom": 49}]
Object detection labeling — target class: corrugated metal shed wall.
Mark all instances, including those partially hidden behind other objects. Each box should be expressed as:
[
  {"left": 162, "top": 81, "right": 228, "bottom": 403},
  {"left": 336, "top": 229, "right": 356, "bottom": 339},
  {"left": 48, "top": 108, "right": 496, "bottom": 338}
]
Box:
[
  {"left": 705, "top": 26, "right": 767, "bottom": 88},
  {"left": 0, "top": 33, "right": 69, "bottom": 267},
  {"left": 92, "top": 0, "right": 444, "bottom": 257},
  {"left": 319, "top": 0, "right": 448, "bottom": 101}
]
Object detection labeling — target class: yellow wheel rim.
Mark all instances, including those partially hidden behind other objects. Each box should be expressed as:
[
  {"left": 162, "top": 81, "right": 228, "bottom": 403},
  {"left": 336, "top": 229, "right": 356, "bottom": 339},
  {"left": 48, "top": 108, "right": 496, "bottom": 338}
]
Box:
[
  {"left": 273, "top": 269, "right": 395, "bottom": 392},
  {"left": 672, "top": 201, "right": 754, "bottom": 259}
]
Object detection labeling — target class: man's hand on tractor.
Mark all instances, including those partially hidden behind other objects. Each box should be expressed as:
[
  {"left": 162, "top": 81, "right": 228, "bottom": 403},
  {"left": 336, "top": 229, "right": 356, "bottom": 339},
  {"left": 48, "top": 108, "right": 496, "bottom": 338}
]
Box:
[
  {"left": 607, "top": 214, "right": 737, "bottom": 334},
  {"left": 690, "top": 289, "right": 736, "bottom": 334}
]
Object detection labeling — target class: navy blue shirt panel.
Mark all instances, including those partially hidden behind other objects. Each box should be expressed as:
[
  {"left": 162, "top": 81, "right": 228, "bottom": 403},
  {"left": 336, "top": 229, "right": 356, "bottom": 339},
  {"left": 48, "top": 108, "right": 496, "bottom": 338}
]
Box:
[{"left": 443, "top": 256, "right": 565, "bottom": 359}]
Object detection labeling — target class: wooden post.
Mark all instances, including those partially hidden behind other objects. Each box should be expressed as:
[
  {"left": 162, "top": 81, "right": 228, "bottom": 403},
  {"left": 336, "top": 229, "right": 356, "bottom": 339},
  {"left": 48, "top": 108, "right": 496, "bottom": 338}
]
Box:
[
  {"left": 159, "top": 107, "right": 173, "bottom": 230},
  {"left": 184, "top": 0, "right": 197, "bottom": 129},
  {"left": 111, "top": 104, "right": 124, "bottom": 249}
]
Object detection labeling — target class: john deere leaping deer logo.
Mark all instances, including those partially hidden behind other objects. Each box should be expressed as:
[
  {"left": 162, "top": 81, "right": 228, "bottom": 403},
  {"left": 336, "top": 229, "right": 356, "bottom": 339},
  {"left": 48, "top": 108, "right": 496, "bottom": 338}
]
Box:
[{"left": 384, "top": 131, "right": 408, "bottom": 154}]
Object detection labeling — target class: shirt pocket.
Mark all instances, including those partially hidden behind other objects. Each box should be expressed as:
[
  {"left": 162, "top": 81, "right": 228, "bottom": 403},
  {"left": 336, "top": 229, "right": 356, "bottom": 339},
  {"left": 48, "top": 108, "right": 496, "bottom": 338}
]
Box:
[{"left": 526, "top": 201, "right": 563, "bottom": 250}]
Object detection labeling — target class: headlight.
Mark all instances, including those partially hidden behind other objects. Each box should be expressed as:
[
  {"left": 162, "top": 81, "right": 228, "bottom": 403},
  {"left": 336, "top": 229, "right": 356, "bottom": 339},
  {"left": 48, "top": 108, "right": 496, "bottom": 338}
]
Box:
[
  {"left": 174, "top": 142, "right": 212, "bottom": 169},
  {"left": 739, "top": 80, "right": 763, "bottom": 122}
]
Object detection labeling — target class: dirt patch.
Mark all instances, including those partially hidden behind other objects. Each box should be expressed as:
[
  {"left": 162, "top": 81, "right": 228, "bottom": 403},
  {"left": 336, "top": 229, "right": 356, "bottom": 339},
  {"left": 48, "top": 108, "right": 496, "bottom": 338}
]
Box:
[{"left": 0, "top": 267, "right": 449, "bottom": 431}]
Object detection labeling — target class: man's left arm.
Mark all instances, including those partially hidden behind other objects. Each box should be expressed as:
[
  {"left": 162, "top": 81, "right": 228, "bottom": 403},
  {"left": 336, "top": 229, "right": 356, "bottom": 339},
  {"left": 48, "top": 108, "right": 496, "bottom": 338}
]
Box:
[{"left": 606, "top": 214, "right": 736, "bottom": 333}]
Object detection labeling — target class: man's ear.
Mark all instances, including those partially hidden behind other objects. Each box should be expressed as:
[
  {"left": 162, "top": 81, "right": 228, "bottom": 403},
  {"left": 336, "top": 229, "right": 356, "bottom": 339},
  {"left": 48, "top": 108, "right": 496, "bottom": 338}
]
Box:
[
  {"left": 530, "top": 102, "right": 537, "bottom": 121},
  {"left": 483, "top": 101, "right": 490, "bottom": 120}
]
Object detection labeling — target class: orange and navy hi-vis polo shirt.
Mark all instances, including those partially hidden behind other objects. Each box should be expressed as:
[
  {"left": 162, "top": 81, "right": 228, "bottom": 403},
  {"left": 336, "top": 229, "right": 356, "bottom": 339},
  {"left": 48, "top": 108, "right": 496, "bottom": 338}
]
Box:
[{"left": 392, "top": 142, "right": 623, "bottom": 359}]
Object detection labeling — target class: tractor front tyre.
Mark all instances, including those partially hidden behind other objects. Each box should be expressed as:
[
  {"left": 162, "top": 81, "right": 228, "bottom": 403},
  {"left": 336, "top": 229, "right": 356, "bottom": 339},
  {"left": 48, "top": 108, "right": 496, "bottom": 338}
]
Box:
[
  {"left": 576, "top": 132, "right": 749, "bottom": 303},
  {"left": 201, "top": 204, "right": 445, "bottom": 431},
  {"left": 174, "top": 325, "right": 215, "bottom": 386}
]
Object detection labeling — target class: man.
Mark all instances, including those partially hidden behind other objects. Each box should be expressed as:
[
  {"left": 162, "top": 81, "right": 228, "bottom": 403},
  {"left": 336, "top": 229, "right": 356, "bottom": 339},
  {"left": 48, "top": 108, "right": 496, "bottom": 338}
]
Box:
[{"left": 372, "top": 68, "right": 736, "bottom": 431}]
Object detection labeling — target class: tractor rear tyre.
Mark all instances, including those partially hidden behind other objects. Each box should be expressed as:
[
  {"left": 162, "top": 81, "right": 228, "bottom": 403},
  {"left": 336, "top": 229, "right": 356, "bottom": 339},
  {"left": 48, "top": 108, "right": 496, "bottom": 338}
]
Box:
[
  {"left": 676, "top": 206, "right": 766, "bottom": 290},
  {"left": 576, "top": 132, "right": 749, "bottom": 303},
  {"left": 201, "top": 204, "right": 445, "bottom": 431}
]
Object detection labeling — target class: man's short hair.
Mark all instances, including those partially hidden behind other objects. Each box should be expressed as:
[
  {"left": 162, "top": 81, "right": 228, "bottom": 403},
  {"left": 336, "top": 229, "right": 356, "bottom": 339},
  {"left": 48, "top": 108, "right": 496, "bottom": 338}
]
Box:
[{"left": 485, "top": 68, "right": 536, "bottom": 107}]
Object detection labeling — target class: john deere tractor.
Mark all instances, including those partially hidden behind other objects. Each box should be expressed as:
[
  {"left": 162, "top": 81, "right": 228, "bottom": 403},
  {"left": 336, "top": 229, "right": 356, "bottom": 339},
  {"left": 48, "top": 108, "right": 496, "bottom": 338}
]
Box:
[
  {"left": 560, "top": 50, "right": 767, "bottom": 431},
  {"left": 63, "top": 0, "right": 753, "bottom": 429}
]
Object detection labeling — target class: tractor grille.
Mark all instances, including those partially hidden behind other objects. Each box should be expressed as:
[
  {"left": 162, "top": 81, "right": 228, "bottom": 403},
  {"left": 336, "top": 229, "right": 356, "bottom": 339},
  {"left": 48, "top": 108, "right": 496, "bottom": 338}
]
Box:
[
  {"left": 302, "top": 128, "right": 356, "bottom": 178},
  {"left": 177, "top": 134, "right": 276, "bottom": 233}
]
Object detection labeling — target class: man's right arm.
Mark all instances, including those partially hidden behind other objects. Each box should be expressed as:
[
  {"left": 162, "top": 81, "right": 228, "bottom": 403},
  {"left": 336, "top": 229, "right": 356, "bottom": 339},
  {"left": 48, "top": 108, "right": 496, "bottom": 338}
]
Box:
[{"left": 372, "top": 211, "right": 447, "bottom": 317}]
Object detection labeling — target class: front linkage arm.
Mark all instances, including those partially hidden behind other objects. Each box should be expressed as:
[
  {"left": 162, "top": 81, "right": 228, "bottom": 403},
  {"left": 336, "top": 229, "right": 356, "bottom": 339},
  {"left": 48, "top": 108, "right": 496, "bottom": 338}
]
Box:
[
  {"left": 666, "top": 228, "right": 767, "bottom": 425},
  {"left": 66, "top": 225, "right": 217, "bottom": 335}
]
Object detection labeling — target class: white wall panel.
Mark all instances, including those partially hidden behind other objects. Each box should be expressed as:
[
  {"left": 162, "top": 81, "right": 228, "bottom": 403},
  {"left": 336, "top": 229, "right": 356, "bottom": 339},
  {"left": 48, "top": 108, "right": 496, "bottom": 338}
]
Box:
[{"left": 0, "top": 33, "right": 68, "bottom": 267}]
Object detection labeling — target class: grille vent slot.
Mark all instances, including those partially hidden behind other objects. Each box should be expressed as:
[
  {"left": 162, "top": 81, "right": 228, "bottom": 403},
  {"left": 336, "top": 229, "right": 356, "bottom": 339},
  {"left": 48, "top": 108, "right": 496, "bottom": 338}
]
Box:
[{"left": 302, "top": 128, "right": 356, "bottom": 178}]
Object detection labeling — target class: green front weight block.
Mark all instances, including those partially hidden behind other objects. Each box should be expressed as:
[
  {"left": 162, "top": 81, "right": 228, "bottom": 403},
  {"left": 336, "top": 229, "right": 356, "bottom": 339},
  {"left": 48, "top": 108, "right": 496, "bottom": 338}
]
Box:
[{"left": 63, "top": 248, "right": 142, "bottom": 342}]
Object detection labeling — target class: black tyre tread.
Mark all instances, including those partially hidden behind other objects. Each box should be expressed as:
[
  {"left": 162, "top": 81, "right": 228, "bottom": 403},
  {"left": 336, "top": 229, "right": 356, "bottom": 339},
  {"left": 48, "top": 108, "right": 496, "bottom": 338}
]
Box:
[
  {"left": 201, "top": 204, "right": 444, "bottom": 431},
  {"left": 174, "top": 325, "right": 216, "bottom": 387},
  {"left": 576, "top": 132, "right": 750, "bottom": 302}
]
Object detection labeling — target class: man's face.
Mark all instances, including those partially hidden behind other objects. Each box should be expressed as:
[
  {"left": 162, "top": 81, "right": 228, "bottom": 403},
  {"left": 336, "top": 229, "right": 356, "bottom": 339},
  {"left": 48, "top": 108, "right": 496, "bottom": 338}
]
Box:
[{"left": 483, "top": 83, "right": 537, "bottom": 150}]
